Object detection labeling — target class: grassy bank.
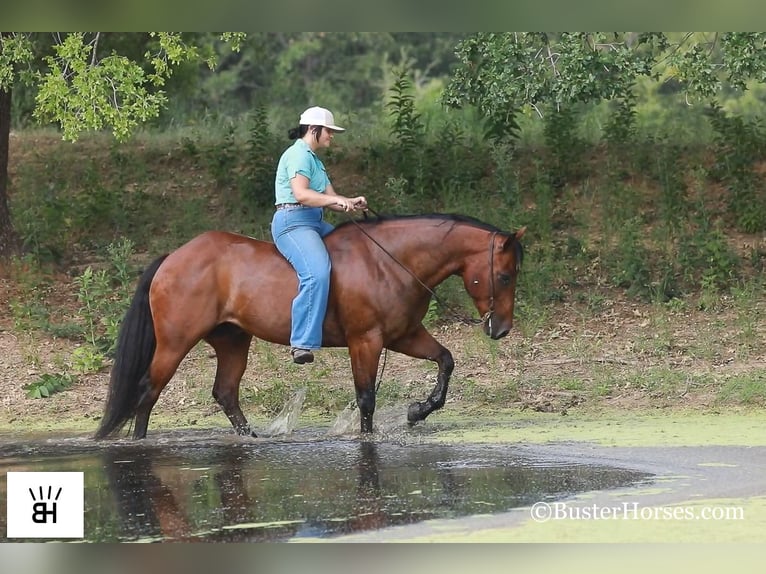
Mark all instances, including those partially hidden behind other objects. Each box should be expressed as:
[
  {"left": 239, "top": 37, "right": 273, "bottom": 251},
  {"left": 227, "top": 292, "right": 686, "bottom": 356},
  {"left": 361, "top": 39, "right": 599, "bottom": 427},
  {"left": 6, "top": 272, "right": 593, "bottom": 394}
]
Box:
[{"left": 2, "top": 126, "right": 766, "bottom": 422}]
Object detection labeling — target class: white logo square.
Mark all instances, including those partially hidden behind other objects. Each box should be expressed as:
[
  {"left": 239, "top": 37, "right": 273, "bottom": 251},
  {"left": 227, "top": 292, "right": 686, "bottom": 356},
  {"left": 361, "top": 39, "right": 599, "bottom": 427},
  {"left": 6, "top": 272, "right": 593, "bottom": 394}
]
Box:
[{"left": 6, "top": 472, "right": 84, "bottom": 539}]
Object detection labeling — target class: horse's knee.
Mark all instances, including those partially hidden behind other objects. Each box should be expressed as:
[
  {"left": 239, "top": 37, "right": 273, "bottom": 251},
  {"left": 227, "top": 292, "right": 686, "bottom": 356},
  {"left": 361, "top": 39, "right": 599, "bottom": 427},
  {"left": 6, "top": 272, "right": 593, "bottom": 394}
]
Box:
[{"left": 439, "top": 348, "right": 455, "bottom": 375}]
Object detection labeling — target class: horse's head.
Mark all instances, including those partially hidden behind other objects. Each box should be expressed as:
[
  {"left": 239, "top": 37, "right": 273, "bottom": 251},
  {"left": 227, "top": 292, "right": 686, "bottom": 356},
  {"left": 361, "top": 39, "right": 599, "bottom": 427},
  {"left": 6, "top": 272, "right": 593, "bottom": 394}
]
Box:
[{"left": 463, "top": 227, "right": 526, "bottom": 340}]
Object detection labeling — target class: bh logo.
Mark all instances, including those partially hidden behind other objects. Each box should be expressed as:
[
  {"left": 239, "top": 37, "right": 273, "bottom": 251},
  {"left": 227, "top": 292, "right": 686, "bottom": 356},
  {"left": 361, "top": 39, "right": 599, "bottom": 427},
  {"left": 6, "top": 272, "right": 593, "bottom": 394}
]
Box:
[
  {"left": 29, "top": 485, "right": 62, "bottom": 524},
  {"left": 6, "top": 472, "right": 84, "bottom": 538}
]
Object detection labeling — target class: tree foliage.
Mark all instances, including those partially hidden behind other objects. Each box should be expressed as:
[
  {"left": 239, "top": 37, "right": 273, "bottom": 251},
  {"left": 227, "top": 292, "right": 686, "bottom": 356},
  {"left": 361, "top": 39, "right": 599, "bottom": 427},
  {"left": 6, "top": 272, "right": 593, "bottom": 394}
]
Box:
[
  {"left": 0, "top": 32, "right": 244, "bottom": 261},
  {"left": 2, "top": 32, "right": 244, "bottom": 142},
  {"left": 443, "top": 33, "right": 766, "bottom": 124}
]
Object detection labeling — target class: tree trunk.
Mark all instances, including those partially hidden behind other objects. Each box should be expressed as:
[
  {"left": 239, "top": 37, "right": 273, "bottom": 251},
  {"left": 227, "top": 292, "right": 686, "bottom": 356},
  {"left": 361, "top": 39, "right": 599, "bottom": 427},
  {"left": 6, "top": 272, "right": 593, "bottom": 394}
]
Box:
[{"left": 0, "top": 84, "right": 21, "bottom": 263}]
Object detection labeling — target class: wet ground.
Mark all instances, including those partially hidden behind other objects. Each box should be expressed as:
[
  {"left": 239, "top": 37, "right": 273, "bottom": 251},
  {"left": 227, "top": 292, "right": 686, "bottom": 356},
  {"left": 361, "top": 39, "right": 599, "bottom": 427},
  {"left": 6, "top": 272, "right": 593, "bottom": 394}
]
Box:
[{"left": 0, "top": 428, "right": 651, "bottom": 542}]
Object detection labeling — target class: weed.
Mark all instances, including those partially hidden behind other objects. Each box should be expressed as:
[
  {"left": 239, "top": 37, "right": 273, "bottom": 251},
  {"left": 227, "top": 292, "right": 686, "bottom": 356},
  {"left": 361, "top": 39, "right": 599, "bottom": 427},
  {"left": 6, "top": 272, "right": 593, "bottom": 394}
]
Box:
[
  {"left": 386, "top": 67, "right": 425, "bottom": 193},
  {"left": 558, "top": 378, "right": 585, "bottom": 391},
  {"left": 488, "top": 136, "right": 521, "bottom": 208},
  {"left": 678, "top": 203, "right": 739, "bottom": 295},
  {"left": 7, "top": 255, "right": 53, "bottom": 332},
  {"left": 542, "top": 104, "right": 587, "bottom": 188},
  {"left": 717, "top": 370, "right": 766, "bottom": 406},
  {"left": 70, "top": 346, "right": 106, "bottom": 375},
  {"left": 239, "top": 105, "right": 277, "bottom": 209},
  {"left": 603, "top": 89, "right": 638, "bottom": 149},
  {"left": 730, "top": 278, "right": 762, "bottom": 357},
  {"left": 207, "top": 121, "right": 239, "bottom": 189},
  {"left": 73, "top": 238, "right": 136, "bottom": 361},
  {"left": 611, "top": 217, "right": 653, "bottom": 300},
  {"left": 706, "top": 103, "right": 766, "bottom": 233},
  {"left": 23, "top": 373, "right": 77, "bottom": 399}
]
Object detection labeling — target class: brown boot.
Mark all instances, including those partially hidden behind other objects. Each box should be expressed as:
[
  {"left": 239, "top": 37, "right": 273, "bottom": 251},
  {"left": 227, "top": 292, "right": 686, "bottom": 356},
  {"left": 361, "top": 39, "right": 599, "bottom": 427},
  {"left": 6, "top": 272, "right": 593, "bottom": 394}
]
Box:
[{"left": 291, "top": 347, "right": 314, "bottom": 364}]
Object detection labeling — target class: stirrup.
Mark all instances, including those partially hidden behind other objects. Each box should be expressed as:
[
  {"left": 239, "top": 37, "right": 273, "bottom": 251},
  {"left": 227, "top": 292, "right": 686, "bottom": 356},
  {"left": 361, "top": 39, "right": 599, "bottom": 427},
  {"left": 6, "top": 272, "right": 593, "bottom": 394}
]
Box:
[{"left": 291, "top": 347, "right": 314, "bottom": 364}]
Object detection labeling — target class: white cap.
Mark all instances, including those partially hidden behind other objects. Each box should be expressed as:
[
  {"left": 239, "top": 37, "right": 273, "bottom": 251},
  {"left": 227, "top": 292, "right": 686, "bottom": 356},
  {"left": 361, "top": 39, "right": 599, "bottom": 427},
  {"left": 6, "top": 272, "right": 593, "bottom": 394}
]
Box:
[{"left": 299, "top": 106, "right": 345, "bottom": 132}]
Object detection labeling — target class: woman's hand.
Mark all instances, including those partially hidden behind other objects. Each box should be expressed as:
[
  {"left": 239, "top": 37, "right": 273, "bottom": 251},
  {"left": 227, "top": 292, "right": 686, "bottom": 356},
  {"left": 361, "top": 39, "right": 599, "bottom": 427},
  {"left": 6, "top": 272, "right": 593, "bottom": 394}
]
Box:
[
  {"left": 334, "top": 196, "right": 367, "bottom": 212},
  {"left": 334, "top": 197, "right": 356, "bottom": 212}
]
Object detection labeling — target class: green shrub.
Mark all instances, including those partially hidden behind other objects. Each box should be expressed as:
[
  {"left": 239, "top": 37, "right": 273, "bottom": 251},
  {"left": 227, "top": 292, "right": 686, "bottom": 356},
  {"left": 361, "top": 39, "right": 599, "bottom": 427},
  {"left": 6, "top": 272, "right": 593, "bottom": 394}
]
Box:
[{"left": 24, "top": 373, "right": 77, "bottom": 399}]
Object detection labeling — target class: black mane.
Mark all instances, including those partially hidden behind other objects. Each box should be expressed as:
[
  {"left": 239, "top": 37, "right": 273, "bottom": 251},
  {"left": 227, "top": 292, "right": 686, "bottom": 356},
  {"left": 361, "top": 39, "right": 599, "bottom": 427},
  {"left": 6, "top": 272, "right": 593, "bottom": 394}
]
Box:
[
  {"left": 334, "top": 212, "right": 504, "bottom": 234},
  {"left": 335, "top": 212, "right": 524, "bottom": 270}
]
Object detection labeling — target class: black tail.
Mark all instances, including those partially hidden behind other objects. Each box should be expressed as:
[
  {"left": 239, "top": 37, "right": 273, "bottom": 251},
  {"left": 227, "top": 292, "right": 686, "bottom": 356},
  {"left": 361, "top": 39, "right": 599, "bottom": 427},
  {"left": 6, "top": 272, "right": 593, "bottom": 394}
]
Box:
[{"left": 94, "top": 255, "right": 168, "bottom": 439}]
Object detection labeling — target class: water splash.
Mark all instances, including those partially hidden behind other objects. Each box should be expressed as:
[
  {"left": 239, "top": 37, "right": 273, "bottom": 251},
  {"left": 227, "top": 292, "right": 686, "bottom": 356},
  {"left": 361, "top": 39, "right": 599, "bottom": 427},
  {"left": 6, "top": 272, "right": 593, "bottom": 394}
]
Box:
[
  {"left": 327, "top": 401, "right": 358, "bottom": 436},
  {"left": 263, "top": 389, "right": 306, "bottom": 437},
  {"left": 326, "top": 402, "right": 410, "bottom": 437},
  {"left": 373, "top": 405, "right": 410, "bottom": 435}
]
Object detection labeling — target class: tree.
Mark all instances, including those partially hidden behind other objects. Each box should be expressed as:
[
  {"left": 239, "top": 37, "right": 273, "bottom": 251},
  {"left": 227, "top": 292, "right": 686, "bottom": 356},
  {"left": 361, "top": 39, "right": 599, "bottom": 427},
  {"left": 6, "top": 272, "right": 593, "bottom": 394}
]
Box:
[
  {"left": 0, "top": 32, "right": 244, "bottom": 263},
  {"left": 442, "top": 32, "right": 766, "bottom": 130}
]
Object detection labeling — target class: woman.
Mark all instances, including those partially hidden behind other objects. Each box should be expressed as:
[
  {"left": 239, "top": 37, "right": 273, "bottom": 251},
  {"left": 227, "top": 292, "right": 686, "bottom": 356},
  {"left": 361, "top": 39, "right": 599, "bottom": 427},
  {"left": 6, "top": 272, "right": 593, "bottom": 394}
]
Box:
[{"left": 271, "top": 106, "right": 367, "bottom": 364}]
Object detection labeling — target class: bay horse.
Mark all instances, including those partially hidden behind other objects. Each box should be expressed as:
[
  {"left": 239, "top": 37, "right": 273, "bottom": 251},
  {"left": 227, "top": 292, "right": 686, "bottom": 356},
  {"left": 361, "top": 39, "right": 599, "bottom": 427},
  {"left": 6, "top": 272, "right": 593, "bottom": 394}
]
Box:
[{"left": 95, "top": 214, "right": 525, "bottom": 439}]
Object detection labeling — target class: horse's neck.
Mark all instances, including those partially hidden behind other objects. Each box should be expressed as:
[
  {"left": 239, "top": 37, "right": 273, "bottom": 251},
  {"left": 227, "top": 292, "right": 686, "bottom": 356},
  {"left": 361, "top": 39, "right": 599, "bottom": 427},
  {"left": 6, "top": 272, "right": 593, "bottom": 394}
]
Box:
[{"left": 382, "top": 223, "right": 486, "bottom": 286}]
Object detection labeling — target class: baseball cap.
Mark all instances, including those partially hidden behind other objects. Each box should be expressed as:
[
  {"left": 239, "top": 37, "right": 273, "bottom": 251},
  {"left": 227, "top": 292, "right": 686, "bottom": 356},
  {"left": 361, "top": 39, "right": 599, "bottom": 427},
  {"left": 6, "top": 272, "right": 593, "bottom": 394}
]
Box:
[{"left": 299, "top": 106, "right": 345, "bottom": 132}]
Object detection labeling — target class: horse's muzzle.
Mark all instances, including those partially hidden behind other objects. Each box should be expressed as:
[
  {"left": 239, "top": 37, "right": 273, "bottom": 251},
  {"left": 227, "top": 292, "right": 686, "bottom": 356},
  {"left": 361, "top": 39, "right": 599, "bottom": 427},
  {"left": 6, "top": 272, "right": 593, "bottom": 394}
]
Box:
[
  {"left": 483, "top": 313, "right": 511, "bottom": 339},
  {"left": 491, "top": 328, "right": 510, "bottom": 340}
]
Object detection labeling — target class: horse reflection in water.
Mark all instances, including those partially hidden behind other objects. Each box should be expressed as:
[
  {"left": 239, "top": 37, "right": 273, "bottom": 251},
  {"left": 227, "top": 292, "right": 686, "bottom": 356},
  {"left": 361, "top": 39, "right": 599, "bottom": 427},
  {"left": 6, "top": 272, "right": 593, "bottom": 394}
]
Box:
[
  {"left": 103, "top": 448, "right": 257, "bottom": 542},
  {"left": 347, "top": 441, "right": 388, "bottom": 533},
  {"left": 96, "top": 214, "right": 525, "bottom": 439},
  {"left": 102, "top": 443, "right": 392, "bottom": 542}
]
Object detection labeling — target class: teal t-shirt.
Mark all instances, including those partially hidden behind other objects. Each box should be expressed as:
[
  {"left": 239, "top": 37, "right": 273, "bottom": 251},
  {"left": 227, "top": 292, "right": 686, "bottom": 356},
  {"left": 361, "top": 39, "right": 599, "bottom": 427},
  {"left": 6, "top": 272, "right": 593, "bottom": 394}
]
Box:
[{"left": 274, "top": 139, "right": 330, "bottom": 204}]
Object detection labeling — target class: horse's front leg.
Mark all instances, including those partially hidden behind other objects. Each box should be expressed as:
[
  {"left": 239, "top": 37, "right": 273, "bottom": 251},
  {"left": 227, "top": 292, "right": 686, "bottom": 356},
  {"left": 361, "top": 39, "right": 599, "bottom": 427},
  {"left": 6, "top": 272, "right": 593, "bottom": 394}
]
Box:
[
  {"left": 389, "top": 325, "right": 454, "bottom": 425},
  {"left": 348, "top": 336, "right": 383, "bottom": 434}
]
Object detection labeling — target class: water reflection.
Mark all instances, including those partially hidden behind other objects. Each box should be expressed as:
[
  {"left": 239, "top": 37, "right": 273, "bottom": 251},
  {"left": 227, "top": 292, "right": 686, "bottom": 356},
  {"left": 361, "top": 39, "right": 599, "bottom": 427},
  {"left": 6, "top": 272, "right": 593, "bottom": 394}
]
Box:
[
  {"left": 102, "top": 446, "right": 260, "bottom": 542},
  {"left": 0, "top": 434, "right": 651, "bottom": 542}
]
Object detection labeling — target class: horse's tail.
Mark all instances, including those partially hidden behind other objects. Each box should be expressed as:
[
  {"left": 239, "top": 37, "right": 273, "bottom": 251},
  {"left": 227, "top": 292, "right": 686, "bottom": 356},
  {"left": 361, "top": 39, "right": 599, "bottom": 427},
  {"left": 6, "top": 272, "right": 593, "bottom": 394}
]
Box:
[{"left": 94, "top": 254, "right": 168, "bottom": 439}]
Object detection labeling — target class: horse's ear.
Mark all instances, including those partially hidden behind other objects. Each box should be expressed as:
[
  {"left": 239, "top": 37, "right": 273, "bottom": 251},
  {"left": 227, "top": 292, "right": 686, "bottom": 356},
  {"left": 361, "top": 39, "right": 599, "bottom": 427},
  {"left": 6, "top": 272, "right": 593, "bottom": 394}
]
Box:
[{"left": 503, "top": 226, "right": 526, "bottom": 249}]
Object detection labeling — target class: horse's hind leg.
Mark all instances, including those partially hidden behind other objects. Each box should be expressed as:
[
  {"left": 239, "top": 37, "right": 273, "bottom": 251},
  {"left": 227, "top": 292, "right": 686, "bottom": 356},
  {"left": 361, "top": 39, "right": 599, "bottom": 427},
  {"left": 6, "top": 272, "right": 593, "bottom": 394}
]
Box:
[
  {"left": 133, "top": 345, "right": 189, "bottom": 439},
  {"left": 389, "top": 325, "right": 454, "bottom": 425},
  {"left": 205, "top": 323, "right": 254, "bottom": 436},
  {"left": 132, "top": 373, "right": 155, "bottom": 439}
]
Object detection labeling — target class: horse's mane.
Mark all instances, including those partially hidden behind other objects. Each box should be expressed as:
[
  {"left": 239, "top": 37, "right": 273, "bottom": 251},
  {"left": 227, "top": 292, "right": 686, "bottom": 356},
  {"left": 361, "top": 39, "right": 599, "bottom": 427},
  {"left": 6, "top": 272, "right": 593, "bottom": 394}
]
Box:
[
  {"left": 334, "top": 212, "right": 524, "bottom": 270},
  {"left": 333, "top": 212, "right": 504, "bottom": 234}
]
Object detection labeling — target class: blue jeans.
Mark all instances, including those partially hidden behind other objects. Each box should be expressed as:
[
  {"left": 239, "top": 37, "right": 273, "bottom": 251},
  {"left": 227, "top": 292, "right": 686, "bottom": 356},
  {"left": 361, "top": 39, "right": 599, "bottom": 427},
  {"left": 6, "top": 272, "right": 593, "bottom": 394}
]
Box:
[{"left": 271, "top": 206, "right": 335, "bottom": 350}]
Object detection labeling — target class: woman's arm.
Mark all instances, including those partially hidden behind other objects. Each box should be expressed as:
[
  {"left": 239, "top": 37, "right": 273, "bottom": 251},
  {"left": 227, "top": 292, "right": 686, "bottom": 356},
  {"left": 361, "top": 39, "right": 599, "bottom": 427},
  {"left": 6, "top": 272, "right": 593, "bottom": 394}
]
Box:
[{"left": 291, "top": 177, "right": 366, "bottom": 212}]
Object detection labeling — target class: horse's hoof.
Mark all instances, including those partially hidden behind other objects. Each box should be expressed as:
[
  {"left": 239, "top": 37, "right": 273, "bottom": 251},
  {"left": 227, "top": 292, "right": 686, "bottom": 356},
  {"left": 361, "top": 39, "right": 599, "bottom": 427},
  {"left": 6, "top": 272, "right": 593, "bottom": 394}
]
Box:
[{"left": 407, "top": 402, "right": 425, "bottom": 424}]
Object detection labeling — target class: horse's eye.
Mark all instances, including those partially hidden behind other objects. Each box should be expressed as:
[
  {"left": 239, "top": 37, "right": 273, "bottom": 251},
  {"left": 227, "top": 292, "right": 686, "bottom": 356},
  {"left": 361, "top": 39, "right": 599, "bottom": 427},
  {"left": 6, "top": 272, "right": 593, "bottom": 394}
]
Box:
[{"left": 498, "top": 272, "right": 512, "bottom": 286}]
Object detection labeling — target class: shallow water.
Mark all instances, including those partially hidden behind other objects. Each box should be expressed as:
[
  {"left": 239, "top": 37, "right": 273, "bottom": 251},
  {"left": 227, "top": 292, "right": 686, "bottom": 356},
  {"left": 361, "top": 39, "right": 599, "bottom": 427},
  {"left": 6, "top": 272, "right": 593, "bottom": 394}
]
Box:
[{"left": 0, "top": 428, "right": 651, "bottom": 542}]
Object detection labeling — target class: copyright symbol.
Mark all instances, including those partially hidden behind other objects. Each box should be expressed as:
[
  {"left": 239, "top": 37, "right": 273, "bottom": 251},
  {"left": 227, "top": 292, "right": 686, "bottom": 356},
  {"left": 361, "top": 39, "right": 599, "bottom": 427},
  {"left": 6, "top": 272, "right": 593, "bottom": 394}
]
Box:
[{"left": 531, "top": 502, "right": 552, "bottom": 523}]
